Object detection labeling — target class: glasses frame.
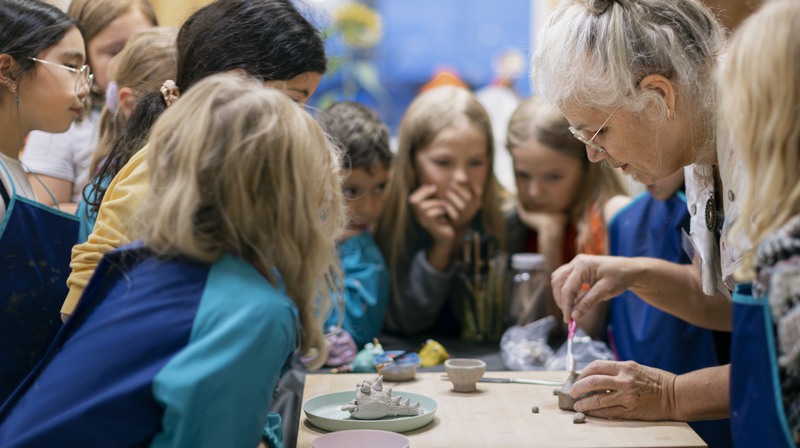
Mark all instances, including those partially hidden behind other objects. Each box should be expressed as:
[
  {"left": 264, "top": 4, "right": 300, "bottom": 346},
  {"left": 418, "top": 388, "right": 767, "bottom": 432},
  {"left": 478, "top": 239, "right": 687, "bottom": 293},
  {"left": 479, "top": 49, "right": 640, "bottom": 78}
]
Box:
[
  {"left": 568, "top": 104, "right": 622, "bottom": 155},
  {"left": 29, "top": 57, "right": 94, "bottom": 95}
]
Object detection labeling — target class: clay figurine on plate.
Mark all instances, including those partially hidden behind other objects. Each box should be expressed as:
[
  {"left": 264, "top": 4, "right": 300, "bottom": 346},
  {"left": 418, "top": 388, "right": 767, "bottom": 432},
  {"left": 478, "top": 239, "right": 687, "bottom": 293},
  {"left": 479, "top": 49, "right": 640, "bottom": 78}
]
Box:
[{"left": 341, "top": 376, "right": 423, "bottom": 420}]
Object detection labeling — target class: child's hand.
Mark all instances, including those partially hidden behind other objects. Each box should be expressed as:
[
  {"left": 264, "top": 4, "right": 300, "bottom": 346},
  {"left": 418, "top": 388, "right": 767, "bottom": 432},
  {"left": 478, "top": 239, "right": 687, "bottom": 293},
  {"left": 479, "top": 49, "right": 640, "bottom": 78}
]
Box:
[
  {"left": 516, "top": 202, "right": 567, "bottom": 237},
  {"left": 443, "top": 181, "right": 483, "bottom": 232},
  {"left": 409, "top": 184, "right": 456, "bottom": 244}
]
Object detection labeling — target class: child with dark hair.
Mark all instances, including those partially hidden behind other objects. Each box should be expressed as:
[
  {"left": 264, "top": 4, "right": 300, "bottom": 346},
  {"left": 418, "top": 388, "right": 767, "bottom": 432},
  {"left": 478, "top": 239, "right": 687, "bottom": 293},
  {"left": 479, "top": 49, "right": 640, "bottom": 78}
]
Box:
[
  {"left": 317, "top": 101, "right": 393, "bottom": 350},
  {"left": 62, "top": 0, "right": 327, "bottom": 319}
]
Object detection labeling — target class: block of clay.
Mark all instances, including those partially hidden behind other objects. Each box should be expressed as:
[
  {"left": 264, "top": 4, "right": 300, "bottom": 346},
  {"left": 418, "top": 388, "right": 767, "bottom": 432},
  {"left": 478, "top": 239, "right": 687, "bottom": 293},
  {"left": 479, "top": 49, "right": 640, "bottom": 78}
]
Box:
[{"left": 554, "top": 372, "right": 578, "bottom": 411}]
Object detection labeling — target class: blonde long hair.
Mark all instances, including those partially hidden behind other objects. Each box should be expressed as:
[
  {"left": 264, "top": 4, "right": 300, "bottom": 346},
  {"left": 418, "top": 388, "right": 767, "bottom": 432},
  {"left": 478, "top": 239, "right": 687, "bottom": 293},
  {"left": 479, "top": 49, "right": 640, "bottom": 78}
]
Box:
[
  {"left": 723, "top": 0, "right": 800, "bottom": 279},
  {"left": 507, "top": 97, "right": 627, "bottom": 254},
  {"left": 137, "top": 73, "right": 346, "bottom": 369},
  {"left": 89, "top": 27, "right": 177, "bottom": 177},
  {"left": 374, "top": 86, "right": 507, "bottom": 301}
]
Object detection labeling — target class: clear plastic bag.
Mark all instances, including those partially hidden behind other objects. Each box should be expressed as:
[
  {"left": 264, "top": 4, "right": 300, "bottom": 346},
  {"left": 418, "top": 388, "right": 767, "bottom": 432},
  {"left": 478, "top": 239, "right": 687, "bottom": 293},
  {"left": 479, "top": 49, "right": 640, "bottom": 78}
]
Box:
[
  {"left": 544, "top": 332, "right": 615, "bottom": 371},
  {"left": 500, "top": 316, "right": 556, "bottom": 370},
  {"left": 500, "top": 316, "right": 615, "bottom": 371}
]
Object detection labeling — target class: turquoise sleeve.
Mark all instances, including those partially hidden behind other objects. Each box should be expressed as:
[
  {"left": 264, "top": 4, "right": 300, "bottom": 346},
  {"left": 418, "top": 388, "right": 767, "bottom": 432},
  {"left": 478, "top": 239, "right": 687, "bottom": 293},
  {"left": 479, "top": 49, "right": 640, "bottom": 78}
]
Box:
[
  {"left": 262, "top": 412, "right": 284, "bottom": 448},
  {"left": 149, "top": 255, "right": 298, "bottom": 448},
  {"left": 325, "top": 232, "right": 390, "bottom": 347}
]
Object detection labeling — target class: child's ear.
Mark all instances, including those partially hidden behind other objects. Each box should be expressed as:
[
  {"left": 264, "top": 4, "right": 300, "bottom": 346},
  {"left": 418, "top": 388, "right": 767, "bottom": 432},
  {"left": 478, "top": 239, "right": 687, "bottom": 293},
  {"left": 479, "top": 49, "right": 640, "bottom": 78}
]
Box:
[
  {"left": 0, "top": 54, "right": 19, "bottom": 93},
  {"left": 118, "top": 87, "right": 138, "bottom": 119}
]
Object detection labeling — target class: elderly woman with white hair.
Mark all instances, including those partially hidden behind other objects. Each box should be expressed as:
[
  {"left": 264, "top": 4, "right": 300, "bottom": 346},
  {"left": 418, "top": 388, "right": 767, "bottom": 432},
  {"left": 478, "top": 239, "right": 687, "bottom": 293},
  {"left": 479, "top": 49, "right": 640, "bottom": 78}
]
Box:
[{"left": 531, "top": 0, "right": 757, "bottom": 443}]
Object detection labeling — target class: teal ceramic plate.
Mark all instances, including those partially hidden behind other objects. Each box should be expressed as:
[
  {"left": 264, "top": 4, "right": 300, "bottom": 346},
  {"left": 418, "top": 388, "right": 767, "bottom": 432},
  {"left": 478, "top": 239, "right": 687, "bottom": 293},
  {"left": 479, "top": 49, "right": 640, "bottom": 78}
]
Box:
[{"left": 303, "top": 391, "right": 437, "bottom": 432}]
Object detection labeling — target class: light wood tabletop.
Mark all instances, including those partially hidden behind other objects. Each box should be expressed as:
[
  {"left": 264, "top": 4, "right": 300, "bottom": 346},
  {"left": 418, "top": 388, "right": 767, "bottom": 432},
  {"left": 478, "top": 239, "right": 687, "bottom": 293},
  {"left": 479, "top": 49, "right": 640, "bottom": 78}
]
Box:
[{"left": 297, "top": 371, "right": 707, "bottom": 448}]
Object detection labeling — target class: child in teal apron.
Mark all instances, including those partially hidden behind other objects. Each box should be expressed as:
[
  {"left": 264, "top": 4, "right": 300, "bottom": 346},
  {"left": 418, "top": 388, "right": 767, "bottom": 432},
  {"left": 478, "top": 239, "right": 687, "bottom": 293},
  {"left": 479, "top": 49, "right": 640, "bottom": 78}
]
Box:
[
  {"left": 0, "top": 74, "right": 345, "bottom": 447},
  {"left": 317, "top": 102, "right": 392, "bottom": 351}
]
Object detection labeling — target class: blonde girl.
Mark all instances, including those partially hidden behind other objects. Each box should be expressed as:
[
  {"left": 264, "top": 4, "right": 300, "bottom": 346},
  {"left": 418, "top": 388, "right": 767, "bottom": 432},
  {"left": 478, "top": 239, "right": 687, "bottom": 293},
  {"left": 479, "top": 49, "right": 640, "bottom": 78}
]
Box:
[
  {"left": 0, "top": 73, "right": 345, "bottom": 447},
  {"left": 722, "top": 1, "right": 800, "bottom": 444},
  {"left": 22, "top": 0, "right": 156, "bottom": 212},
  {"left": 374, "top": 85, "right": 506, "bottom": 336},
  {"left": 506, "top": 97, "right": 628, "bottom": 325},
  {"left": 77, "top": 27, "right": 177, "bottom": 242}
]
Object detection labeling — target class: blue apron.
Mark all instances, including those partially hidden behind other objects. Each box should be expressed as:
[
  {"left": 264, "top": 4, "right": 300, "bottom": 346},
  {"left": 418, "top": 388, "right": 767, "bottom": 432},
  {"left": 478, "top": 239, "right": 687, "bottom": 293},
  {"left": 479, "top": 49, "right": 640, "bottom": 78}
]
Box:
[
  {"left": 730, "top": 283, "right": 794, "bottom": 447},
  {"left": 609, "top": 193, "right": 722, "bottom": 371},
  {"left": 0, "top": 160, "right": 79, "bottom": 403},
  {"left": 608, "top": 192, "right": 732, "bottom": 447}
]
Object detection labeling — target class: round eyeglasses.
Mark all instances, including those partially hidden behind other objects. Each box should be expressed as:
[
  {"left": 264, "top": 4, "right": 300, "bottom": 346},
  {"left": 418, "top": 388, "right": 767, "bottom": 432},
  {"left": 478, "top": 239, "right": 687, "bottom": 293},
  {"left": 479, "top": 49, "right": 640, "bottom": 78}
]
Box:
[
  {"left": 29, "top": 57, "right": 94, "bottom": 95},
  {"left": 568, "top": 104, "right": 621, "bottom": 155}
]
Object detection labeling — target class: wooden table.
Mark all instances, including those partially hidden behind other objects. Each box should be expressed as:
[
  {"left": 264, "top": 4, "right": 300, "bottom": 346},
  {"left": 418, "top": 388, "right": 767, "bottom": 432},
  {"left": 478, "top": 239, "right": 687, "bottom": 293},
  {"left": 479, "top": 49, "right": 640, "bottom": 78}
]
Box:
[{"left": 297, "top": 371, "right": 707, "bottom": 448}]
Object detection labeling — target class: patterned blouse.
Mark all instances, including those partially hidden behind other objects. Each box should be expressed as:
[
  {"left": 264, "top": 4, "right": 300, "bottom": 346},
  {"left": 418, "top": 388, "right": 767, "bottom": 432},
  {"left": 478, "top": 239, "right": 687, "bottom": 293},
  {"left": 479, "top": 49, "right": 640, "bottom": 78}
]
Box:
[{"left": 753, "top": 214, "right": 800, "bottom": 445}]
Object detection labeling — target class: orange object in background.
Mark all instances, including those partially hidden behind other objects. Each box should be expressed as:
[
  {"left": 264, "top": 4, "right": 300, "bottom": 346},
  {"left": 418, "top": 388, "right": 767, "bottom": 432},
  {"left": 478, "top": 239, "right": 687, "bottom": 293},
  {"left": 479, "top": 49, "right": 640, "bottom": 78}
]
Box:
[{"left": 420, "top": 69, "right": 467, "bottom": 93}]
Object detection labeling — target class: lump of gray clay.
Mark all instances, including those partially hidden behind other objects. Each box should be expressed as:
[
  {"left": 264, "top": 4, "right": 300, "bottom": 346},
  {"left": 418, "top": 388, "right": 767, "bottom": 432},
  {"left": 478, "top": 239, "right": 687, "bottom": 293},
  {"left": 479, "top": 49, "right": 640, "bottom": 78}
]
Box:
[
  {"left": 554, "top": 372, "right": 578, "bottom": 411},
  {"left": 573, "top": 412, "right": 586, "bottom": 424},
  {"left": 531, "top": 406, "right": 539, "bottom": 414}
]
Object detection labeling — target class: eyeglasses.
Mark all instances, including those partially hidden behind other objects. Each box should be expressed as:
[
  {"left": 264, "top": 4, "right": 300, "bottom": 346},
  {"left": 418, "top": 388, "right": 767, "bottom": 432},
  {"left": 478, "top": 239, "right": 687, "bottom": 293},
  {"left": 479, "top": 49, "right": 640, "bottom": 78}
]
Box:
[
  {"left": 568, "top": 104, "right": 621, "bottom": 155},
  {"left": 29, "top": 57, "right": 94, "bottom": 95}
]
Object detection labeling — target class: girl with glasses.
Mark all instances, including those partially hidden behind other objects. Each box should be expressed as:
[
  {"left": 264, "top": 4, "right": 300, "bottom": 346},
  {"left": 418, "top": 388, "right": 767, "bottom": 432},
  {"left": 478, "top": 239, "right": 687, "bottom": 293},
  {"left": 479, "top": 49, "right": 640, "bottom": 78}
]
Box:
[
  {"left": 21, "top": 0, "right": 157, "bottom": 214},
  {"left": 0, "top": 0, "right": 88, "bottom": 402}
]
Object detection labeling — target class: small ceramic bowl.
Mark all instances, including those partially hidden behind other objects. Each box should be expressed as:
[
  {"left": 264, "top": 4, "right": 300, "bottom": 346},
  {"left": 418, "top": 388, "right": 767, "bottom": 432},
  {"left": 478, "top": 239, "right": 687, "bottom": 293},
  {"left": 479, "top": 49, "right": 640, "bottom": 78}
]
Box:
[
  {"left": 312, "top": 429, "right": 410, "bottom": 448},
  {"left": 374, "top": 351, "right": 421, "bottom": 382},
  {"left": 444, "top": 358, "right": 486, "bottom": 392}
]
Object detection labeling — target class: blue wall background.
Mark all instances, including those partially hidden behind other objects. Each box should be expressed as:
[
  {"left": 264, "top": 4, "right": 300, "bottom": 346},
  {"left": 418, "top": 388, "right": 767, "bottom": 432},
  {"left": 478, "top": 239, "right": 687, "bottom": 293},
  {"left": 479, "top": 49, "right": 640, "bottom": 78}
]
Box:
[{"left": 310, "top": 0, "right": 533, "bottom": 132}]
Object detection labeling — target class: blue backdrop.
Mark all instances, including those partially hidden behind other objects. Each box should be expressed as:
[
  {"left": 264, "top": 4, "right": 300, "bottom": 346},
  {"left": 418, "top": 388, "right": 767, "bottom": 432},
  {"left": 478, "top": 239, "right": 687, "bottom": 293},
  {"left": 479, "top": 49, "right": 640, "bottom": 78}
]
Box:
[{"left": 311, "top": 0, "right": 533, "bottom": 131}]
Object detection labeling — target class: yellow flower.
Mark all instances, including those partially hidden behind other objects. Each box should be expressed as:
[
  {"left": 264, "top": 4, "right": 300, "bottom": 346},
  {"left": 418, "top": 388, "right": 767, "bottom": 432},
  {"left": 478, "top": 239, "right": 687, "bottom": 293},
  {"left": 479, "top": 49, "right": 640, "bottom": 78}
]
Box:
[{"left": 333, "top": 2, "right": 383, "bottom": 49}]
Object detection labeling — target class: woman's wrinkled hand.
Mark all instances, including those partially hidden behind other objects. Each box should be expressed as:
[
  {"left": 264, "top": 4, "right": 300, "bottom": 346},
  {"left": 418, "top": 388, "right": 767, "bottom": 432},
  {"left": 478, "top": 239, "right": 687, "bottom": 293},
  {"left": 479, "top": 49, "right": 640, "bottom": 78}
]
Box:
[
  {"left": 571, "top": 360, "right": 678, "bottom": 421},
  {"left": 551, "top": 254, "right": 637, "bottom": 323}
]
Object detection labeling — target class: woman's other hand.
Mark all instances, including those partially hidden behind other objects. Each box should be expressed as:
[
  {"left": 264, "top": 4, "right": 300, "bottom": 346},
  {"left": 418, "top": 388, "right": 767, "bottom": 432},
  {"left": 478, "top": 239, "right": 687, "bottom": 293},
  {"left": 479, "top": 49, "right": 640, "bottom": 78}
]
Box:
[{"left": 551, "top": 254, "right": 638, "bottom": 322}]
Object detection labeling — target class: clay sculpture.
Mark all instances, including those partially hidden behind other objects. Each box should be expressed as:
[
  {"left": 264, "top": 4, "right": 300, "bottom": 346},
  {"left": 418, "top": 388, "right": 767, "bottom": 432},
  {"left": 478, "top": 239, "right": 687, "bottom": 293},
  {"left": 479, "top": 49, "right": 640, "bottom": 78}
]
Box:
[
  {"left": 340, "top": 376, "right": 423, "bottom": 420},
  {"left": 554, "top": 372, "right": 578, "bottom": 411}
]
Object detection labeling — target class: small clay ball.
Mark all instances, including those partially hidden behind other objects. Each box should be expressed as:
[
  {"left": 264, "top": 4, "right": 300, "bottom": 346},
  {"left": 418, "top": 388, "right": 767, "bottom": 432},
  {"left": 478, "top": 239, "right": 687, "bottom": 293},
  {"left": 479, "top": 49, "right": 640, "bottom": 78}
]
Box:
[
  {"left": 552, "top": 389, "right": 558, "bottom": 396},
  {"left": 573, "top": 412, "right": 586, "bottom": 424},
  {"left": 531, "top": 406, "right": 539, "bottom": 414}
]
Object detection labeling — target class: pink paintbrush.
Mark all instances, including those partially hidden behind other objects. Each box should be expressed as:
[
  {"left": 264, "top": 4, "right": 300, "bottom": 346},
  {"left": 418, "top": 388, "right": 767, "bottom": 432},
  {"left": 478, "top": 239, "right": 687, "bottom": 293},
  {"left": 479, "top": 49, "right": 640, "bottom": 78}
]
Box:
[{"left": 566, "top": 319, "right": 577, "bottom": 374}]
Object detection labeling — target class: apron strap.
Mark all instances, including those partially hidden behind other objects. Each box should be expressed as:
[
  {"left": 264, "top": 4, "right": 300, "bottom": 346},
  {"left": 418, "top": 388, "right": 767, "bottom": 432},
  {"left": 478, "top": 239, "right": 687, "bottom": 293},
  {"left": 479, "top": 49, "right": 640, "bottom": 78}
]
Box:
[
  {"left": 24, "top": 167, "right": 63, "bottom": 212},
  {"left": 0, "top": 179, "right": 9, "bottom": 208}
]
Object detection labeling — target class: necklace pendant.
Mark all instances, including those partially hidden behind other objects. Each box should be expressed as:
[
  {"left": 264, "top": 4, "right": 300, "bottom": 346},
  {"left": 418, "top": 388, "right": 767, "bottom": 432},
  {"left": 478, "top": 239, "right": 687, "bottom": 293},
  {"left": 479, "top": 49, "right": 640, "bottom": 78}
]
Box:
[{"left": 705, "top": 195, "right": 717, "bottom": 231}]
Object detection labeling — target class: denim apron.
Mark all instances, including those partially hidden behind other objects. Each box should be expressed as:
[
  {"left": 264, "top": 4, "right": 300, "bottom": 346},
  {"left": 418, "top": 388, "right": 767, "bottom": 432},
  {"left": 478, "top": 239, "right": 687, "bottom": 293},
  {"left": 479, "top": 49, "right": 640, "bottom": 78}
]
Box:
[
  {"left": 609, "top": 192, "right": 732, "bottom": 447},
  {"left": 730, "top": 283, "right": 794, "bottom": 447},
  {"left": 0, "top": 159, "right": 79, "bottom": 403}
]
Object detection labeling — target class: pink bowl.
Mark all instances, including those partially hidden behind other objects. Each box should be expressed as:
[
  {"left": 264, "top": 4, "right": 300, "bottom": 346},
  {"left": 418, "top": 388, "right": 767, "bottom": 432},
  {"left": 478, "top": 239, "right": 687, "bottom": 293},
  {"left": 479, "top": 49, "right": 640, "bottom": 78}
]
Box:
[{"left": 312, "top": 429, "right": 410, "bottom": 448}]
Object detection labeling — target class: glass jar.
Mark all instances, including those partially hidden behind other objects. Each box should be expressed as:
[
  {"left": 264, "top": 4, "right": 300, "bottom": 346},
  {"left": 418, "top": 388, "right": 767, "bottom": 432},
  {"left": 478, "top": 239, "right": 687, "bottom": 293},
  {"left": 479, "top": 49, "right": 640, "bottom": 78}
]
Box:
[{"left": 507, "top": 253, "right": 548, "bottom": 326}]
